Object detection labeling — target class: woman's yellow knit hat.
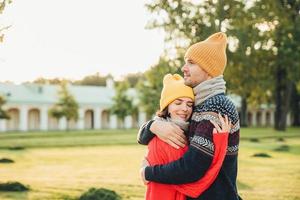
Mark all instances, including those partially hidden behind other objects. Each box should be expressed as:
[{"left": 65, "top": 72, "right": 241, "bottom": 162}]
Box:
[
  {"left": 184, "top": 32, "right": 228, "bottom": 77},
  {"left": 160, "top": 74, "right": 195, "bottom": 112}
]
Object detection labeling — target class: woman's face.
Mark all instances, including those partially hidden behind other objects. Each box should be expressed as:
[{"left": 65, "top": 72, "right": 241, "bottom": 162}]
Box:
[{"left": 168, "top": 97, "right": 193, "bottom": 121}]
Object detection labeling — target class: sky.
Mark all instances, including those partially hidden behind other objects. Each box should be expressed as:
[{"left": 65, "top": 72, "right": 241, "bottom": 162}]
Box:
[{"left": 0, "top": 0, "right": 165, "bottom": 84}]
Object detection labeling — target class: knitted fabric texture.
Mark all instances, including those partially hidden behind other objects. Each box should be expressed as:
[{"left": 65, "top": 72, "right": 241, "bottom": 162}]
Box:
[
  {"left": 193, "top": 75, "right": 226, "bottom": 106},
  {"left": 160, "top": 74, "right": 195, "bottom": 112},
  {"left": 184, "top": 32, "right": 227, "bottom": 77}
]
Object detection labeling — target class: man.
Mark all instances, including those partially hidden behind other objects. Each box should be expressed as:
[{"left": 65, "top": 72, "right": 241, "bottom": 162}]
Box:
[{"left": 138, "top": 32, "right": 241, "bottom": 200}]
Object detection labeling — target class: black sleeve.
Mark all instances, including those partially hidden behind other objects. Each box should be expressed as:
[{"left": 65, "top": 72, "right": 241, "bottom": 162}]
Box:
[
  {"left": 145, "top": 145, "right": 213, "bottom": 184},
  {"left": 137, "top": 120, "right": 155, "bottom": 145},
  {"left": 144, "top": 119, "right": 216, "bottom": 184}
]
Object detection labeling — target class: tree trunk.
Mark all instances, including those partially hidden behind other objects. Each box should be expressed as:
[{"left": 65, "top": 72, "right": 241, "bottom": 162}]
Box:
[
  {"left": 240, "top": 97, "right": 248, "bottom": 127},
  {"left": 274, "top": 66, "right": 293, "bottom": 131},
  {"left": 291, "top": 83, "right": 300, "bottom": 126},
  {"left": 121, "top": 118, "right": 124, "bottom": 129},
  {"left": 66, "top": 120, "right": 70, "bottom": 132}
]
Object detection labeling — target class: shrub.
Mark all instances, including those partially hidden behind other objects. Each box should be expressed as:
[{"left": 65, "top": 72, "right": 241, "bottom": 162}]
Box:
[
  {"left": 276, "top": 137, "right": 285, "bottom": 142},
  {"left": 79, "top": 188, "right": 121, "bottom": 200},
  {"left": 252, "top": 153, "right": 272, "bottom": 158},
  {"left": 0, "top": 158, "right": 14, "bottom": 163},
  {"left": 249, "top": 138, "right": 259, "bottom": 143},
  {"left": 8, "top": 146, "right": 25, "bottom": 151},
  {"left": 0, "top": 182, "right": 29, "bottom": 191},
  {"left": 274, "top": 145, "right": 289, "bottom": 152}
]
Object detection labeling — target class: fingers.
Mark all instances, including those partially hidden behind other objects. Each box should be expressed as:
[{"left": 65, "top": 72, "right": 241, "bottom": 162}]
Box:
[
  {"left": 166, "top": 139, "right": 180, "bottom": 149},
  {"left": 170, "top": 124, "right": 187, "bottom": 146},
  {"left": 140, "top": 167, "right": 149, "bottom": 185},
  {"left": 210, "top": 120, "right": 221, "bottom": 133},
  {"left": 153, "top": 121, "right": 187, "bottom": 149},
  {"left": 167, "top": 134, "right": 186, "bottom": 149},
  {"left": 225, "top": 115, "right": 228, "bottom": 125},
  {"left": 171, "top": 124, "right": 185, "bottom": 137},
  {"left": 165, "top": 126, "right": 187, "bottom": 149},
  {"left": 212, "top": 113, "right": 232, "bottom": 133},
  {"left": 141, "top": 157, "right": 150, "bottom": 168},
  {"left": 213, "top": 128, "right": 217, "bottom": 134},
  {"left": 218, "top": 113, "right": 225, "bottom": 127},
  {"left": 160, "top": 135, "right": 186, "bottom": 149}
]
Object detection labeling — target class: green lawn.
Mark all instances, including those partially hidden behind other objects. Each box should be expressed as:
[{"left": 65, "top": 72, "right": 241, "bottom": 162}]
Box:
[{"left": 0, "top": 128, "right": 300, "bottom": 200}]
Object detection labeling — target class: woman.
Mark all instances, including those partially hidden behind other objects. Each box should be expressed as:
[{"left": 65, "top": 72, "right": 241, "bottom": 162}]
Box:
[{"left": 142, "top": 74, "right": 231, "bottom": 200}]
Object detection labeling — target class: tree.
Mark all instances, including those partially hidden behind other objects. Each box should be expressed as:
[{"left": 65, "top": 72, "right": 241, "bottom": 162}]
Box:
[
  {"left": 0, "top": 95, "right": 9, "bottom": 119},
  {"left": 137, "top": 57, "right": 179, "bottom": 118},
  {"left": 249, "top": 0, "right": 300, "bottom": 130},
  {"left": 145, "top": 0, "right": 267, "bottom": 126},
  {"left": 225, "top": 4, "right": 275, "bottom": 127},
  {"left": 0, "top": 0, "right": 12, "bottom": 44},
  {"left": 31, "top": 77, "right": 69, "bottom": 85},
  {"left": 110, "top": 81, "right": 136, "bottom": 128},
  {"left": 49, "top": 82, "right": 79, "bottom": 130},
  {"left": 290, "top": 83, "right": 300, "bottom": 126},
  {"left": 145, "top": 0, "right": 300, "bottom": 130},
  {"left": 73, "top": 72, "right": 107, "bottom": 86},
  {"left": 121, "top": 72, "right": 145, "bottom": 88}
]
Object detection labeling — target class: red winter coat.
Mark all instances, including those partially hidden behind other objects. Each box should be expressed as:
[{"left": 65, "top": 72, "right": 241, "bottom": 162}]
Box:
[{"left": 145, "top": 132, "right": 229, "bottom": 200}]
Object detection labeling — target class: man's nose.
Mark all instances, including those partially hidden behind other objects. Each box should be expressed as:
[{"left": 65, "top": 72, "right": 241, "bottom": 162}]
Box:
[{"left": 181, "top": 64, "right": 187, "bottom": 72}]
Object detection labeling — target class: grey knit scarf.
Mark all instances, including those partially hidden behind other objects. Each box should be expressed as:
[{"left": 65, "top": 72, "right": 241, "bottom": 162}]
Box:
[
  {"left": 193, "top": 75, "right": 226, "bottom": 106},
  {"left": 154, "top": 116, "right": 189, "bottom": 132}
]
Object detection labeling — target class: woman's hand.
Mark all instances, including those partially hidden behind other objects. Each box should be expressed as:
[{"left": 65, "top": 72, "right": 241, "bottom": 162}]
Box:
[
  {"left": 150, "top": 120, "right": 187, "bottom": 149},
  {"left": 140, "top": 157, "right": 149, "bottom": 185},
  {"left": 210, "top": 113, "right": 232, "bottom": 134}
]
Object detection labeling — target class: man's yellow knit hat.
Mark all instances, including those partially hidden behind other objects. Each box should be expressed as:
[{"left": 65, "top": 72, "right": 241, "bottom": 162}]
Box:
[
  {"left": 160, "top": 74, "right": 195, "bottom": 112},
  {"left": 184, "top": 32, "right": 228, "bottom": 77}
]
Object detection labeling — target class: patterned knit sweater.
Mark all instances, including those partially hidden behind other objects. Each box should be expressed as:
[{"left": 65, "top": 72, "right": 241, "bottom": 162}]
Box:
[{"left": 138, "top": 93, "right": 240, "bottom": 200}]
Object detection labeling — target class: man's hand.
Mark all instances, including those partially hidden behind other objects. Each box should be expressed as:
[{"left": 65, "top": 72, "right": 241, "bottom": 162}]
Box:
[
  {"left": 150, "top": 120, "right": 187, "bottom": 149},
  {"left": 140, "top": 157, "right": 150, "bottom": 185},
  {"left": 210, "top": 113, "right": 232, "bottom": 134}
]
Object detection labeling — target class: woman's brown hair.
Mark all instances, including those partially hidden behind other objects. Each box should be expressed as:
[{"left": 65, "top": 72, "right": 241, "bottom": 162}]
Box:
[{"left": 156, "top": 107, "right": 169, "bottom": 119}]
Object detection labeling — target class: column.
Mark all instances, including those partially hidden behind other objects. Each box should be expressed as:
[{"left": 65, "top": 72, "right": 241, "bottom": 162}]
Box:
[
  {"left": 94, "top": 107, "right": 102, "bottom": 129},
  {"left": 124, "top": 115, "right": 132, "bottom": 129},
  {"left": 0, "top": 119, "right": 7, "bottom": 132},
  {"left": 77, "top": 108, "right": 85, "bottom": 130},
  {"left": 59, "top": 117, "right": 67, "bottom": 130},
  {"left": 138, "top": 111, "right": 146, "bottom": 127},
  {"left": 287, "top": 112, "right": 291, "bottom": 126},
  {"left": 261, "top": 110, "right": 267, "bottom": 127},
  {"left": 109, "top": 114, "right": 117, "bottom": 129},
  {"left": 40, "top": 105, "right": 48, "bottom": 131},
  {"left": 20, "top": 105, "right": 28, "bottom": 131},
  {"left": 270, "top": 110, "right": 275, "bottom": 126},
  {"left": 252, "top": 111, "right": 257, "bottom": 127}
]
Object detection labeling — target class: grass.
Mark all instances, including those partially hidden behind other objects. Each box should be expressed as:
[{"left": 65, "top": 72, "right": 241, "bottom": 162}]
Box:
[
  {"left": 0, "top": 127, "right": 299, "bottom": 200},
  {"left": 0, "top": 129, "right": 137, "bottom": 149}
]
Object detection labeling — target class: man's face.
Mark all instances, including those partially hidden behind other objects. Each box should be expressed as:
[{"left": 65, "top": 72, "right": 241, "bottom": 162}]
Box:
[{"left": 181, "top": 58, "right": 211, "bottom": 87}]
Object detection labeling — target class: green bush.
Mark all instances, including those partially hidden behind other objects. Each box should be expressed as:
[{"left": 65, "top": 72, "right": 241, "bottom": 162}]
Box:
[
  {"left": 249, "top": 138, "right": 259, "bottom": 143},
  {"left": 0, "top": 181, "right": 29, "bottom": 191},
  {"left": 8, "top": 146, "right": 25, "bottom": 151},
  {"left": 0, "top": 158, "right": 14, "bottom": 163},
  {"left": 274, "top": 145, "right": 290, "bottom": 152},
  {"left": 277, "top": 137, "right": 285, "bottom": 142},
  {"left": 252, "top": 153, "right": 272, "bottom": 158},
  {"left": 79, "top": 188, "right": 121, "bottom": 200}
]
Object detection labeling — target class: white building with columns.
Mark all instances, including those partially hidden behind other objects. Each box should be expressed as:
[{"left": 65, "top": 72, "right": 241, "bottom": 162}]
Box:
[
  {"left": 0, "top": 81, "right": 293, "bottom": 132},
  {"left": 0, "top": 80, "right": 147, "bottom": 132},
  {"left": 230, "top": 95, "right": 292, "bottom": 127}
]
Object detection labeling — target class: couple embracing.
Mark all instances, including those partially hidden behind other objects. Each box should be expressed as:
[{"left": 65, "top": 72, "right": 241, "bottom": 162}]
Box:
[{"left": 138, "top": 32, "right": 241, "bottom": 200}]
